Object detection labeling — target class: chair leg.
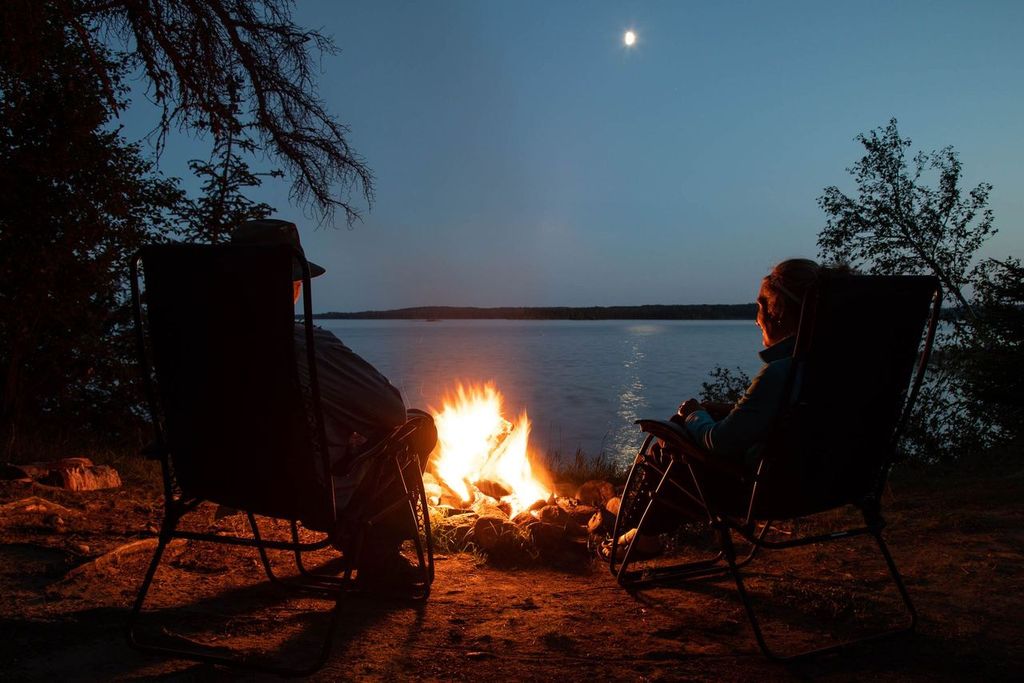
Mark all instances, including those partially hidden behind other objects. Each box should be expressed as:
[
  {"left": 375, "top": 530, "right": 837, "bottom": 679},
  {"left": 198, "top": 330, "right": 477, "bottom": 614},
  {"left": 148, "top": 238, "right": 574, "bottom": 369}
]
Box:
[
  {"left": 127, "top": 508, "right": 347, "bottom": 676},
  {"left": 872, "top": 529, "right": 918, "bottom": 630},
  {"left": 717, "top": 520, "right": 917, "bottom": 661},
  {"left": 126, "top": 514, "right": 179, "bottom": 648},
  {"left": 613, "top": 456, "right": 735, "bottom": 586},
  {"left": 393, "top": 450, "right": 435, "bottom": 595}
]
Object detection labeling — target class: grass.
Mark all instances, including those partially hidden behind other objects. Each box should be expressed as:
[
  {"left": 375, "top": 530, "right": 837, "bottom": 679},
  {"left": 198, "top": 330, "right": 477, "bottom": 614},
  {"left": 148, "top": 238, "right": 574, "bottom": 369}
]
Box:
[{"left": 539, "top": 448, "right": 626, "bottom": 488}]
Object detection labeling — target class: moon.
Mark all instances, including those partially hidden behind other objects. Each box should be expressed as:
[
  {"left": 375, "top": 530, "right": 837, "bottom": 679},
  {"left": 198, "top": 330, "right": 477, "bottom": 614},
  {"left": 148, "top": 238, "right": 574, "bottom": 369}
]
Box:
[{"left": 624, "top": 30, "right": 636, "bottom": 47}]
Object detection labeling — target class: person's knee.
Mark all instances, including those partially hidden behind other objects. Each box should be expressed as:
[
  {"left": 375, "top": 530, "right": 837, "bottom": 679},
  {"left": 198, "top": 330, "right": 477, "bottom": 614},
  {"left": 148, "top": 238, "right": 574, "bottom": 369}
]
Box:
[{"left": 407, "top": 413, "right": 437, "bottom": 471}]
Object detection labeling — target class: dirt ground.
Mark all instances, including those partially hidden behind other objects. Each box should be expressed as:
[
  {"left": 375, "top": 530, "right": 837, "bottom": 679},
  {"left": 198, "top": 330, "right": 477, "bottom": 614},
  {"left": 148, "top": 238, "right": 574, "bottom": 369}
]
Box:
[{"left": 1, "top": 462, "right": 1022, "bottom": 682}]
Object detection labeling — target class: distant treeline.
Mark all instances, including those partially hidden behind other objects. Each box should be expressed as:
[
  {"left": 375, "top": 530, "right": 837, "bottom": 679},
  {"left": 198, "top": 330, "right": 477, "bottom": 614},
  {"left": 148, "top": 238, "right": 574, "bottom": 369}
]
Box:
[{"left": 310, "top": 304, "right": 757, "bottom": 320}]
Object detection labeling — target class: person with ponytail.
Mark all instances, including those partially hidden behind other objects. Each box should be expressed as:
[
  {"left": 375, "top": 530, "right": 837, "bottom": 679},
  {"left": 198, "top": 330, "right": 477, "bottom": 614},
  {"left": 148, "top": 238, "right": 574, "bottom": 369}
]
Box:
[{"left": 675, "top": 258, "right": 822, "bottom": 463}]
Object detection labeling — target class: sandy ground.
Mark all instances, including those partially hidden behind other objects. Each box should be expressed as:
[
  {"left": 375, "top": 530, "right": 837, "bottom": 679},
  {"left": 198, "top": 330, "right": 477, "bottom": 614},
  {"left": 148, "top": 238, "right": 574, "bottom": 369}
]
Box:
[{"left": 1, "top": 463, "right": 1022, "bottom": 681}]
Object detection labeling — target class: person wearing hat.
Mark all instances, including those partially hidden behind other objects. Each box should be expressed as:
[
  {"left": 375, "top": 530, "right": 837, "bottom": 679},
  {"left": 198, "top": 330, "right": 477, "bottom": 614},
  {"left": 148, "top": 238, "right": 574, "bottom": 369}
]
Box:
[{"left": 231, "top": 219, "right": 436, "bottom": 583}]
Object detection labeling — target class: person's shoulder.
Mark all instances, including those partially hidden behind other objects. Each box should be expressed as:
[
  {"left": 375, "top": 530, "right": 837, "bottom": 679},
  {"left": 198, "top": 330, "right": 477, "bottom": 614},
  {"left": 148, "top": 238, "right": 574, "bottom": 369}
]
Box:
[{"left": 295, "top": 322, "right": 342, "bottom": 344}]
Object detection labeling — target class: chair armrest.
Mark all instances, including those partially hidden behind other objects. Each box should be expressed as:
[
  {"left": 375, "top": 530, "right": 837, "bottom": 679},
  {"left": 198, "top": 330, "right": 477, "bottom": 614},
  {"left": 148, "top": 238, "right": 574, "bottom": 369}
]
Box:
[{"left": 635, "top": 419, "right": 748, "bottom": 480}]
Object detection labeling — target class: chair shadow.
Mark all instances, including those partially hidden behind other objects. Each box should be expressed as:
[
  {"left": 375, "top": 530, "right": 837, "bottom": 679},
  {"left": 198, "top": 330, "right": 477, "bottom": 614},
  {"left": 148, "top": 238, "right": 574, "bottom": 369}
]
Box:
[{"left": 0, "top": 546, "right": 425, "bottom": 679}]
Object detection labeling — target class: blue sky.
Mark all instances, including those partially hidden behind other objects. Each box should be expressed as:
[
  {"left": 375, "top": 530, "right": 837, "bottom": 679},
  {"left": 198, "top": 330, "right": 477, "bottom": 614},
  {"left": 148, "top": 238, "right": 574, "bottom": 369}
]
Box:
[{"left": 122, "top": 1, "right": 1024, "bottom": 311}]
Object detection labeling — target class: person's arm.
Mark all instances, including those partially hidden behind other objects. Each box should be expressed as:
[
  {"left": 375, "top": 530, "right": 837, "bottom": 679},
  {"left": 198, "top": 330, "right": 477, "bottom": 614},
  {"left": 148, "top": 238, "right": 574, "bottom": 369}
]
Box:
[
  {"left": 700, "top": 401, "right": 734, "bottom": 421},
  {"left": 298, "top": 326, "right": 407, "bottom": 435},
  {"left": 683, "top": 360, "right": 789, "bottom": 458}
]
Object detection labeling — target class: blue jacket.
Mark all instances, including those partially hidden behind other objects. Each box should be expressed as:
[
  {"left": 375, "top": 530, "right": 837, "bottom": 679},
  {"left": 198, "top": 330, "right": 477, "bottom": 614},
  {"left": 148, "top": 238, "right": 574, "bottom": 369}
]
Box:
[{"left": 684, "top": 336, "right": 795, "bottom": 464}]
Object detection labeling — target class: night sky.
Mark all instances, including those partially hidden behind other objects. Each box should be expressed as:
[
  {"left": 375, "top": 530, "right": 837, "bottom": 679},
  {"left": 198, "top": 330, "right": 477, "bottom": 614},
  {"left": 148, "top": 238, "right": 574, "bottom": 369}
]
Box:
[{"left": 121, "top": 0, "right": 1024, "bottom": 311}]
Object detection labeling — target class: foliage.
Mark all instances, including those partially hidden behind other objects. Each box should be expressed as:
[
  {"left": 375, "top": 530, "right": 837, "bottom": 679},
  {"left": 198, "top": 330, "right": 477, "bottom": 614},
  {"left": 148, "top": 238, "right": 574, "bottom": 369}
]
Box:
[
  {"left": 0, "top": 6, "right": 185, "bottom": 456},
  {"left": 177, "top": 134, "right": 281, "bottom": 244},
  {"left": 818, "top": 119, "right": 1019, "bottom": 461},
  {"left": 960, "top": 258, "right": 1024, "bottom": 446},
  {"left": 1, "top": 0, "right": 353, "bottom": 458},
  {"left": 817, "top": 118, "right": 994, "bottom": 320},
  {"left": 63, "top": 0, "right": 373, "bottom": 224},
  {"left": 699, "top": 366, "right": 751, "bottom": 404}
]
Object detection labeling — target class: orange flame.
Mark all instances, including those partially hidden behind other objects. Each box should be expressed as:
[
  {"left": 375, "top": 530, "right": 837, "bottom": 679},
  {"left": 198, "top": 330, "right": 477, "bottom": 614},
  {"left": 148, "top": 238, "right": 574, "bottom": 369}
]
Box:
[{"left": 431, "top": 383, "right": 550, "bottom": 517}]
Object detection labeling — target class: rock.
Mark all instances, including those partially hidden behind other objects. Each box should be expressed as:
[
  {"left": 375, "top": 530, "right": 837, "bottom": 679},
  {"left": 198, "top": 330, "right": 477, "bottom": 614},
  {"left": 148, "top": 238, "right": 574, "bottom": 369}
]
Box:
[
  {"left": 470, "top": 517, "right": 514, "bottom": 550},
  {"left": 587, "top": 508, "right": 617, "bottom": 535},
  {"left": 435, "top": 512, "right": 477, "bottom": 550},
  {"left": 15, "top": 458, "right": 122, "bottom": 491},
  {"left": 527, "top": 498, "right": 547, "bottom": 512},
  {"left": 535, "top": 505, "right": 587, "bottom": 537},
  {"left": 0, "top": 496, "right": 76, "bottom": 517},
  {"left": 529, "top": 522, "right": 566, "bottom": 552},
  {"left": 535, "top": 504, "right": 572, "bottom": 526},
  {"left": 44, "top": 514, "right": 66, "bottom": 531},
  {"left": 475, "top": 479, "right": 511, "bottom": 500},
  {"left": 605, "top": 496, "right": 621, "bottom": 516},
  {"left": 469, "top": 517, "right": 534, "bottom": 563},
  {"left": 511, "top": 511, "right": 535, "bottom": 526},
  {"left": 575, "top": 480, "right": 615, "bottom": 506},
  {"left": 0, "top": 463, "right": 33, "bottom": 481},
  {"left": 557, "top": 499, "right": 598, "bottom": 525}
]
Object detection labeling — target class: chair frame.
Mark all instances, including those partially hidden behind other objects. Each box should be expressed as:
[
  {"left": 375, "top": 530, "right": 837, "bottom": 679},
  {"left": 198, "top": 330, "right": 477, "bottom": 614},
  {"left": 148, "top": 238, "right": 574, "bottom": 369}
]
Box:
[
  {"left": 125, "top": 245, "right": 434, "bottom": 676},
  {"left": 609, "top": 277, "right": 942, "bottom": 661}
]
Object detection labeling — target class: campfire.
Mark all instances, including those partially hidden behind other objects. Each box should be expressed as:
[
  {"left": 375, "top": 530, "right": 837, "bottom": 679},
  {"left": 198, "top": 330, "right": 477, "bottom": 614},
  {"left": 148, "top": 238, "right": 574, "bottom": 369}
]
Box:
[
  {"left": 430, "top": 383, "right": 550, "bottom": 517},
  {"left": 423, "top": 382, "right": 620, "bottom": 564}
]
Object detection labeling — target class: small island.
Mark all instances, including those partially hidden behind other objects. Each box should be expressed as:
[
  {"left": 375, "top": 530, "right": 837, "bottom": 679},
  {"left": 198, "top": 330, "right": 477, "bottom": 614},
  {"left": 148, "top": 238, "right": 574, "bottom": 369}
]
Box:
[{"left": 311, "top": 303, "right": 757, "bottom": 320}]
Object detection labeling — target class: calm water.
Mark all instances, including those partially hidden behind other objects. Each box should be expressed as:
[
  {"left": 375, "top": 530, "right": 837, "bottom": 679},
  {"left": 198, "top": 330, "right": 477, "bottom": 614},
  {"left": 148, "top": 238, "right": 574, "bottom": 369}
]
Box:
[{"left": 315, "top": 319, "right": 763, "bottom": 468}]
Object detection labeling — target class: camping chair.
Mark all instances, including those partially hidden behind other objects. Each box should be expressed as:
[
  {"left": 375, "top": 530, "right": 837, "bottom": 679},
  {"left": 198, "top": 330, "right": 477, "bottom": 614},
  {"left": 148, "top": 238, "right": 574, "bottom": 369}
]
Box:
[
  {"left": 126, "top": 243, "right": 434, "bottom": 676},
  {"left": 608, "top": 274, "right": 942, "bottom": 660}
]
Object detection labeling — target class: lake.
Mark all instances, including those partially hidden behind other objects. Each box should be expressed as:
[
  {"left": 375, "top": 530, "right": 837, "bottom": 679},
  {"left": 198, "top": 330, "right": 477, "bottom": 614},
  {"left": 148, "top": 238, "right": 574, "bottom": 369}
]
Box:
[{"left": 315, "top": 319, "right": 764, "bottom": 468}]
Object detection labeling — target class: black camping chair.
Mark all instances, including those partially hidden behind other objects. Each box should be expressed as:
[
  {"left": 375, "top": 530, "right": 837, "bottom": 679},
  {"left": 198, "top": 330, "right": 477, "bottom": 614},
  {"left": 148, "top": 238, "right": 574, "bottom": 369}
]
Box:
[
  {"left": 608, "top": 274, "right": 942, "bottom": 661},
  {"left": 126, "top": 243, "right": 434, "bottom": 676}
]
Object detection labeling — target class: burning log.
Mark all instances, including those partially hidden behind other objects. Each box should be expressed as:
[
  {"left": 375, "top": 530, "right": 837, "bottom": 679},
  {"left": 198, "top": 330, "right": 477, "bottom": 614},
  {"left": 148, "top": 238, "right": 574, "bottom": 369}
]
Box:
[
  {"left": 475, "top": 479, "right": 512, "bottom": 500},
  {"left": 471, "top": 497, "right": 508, "bottom": 520}
]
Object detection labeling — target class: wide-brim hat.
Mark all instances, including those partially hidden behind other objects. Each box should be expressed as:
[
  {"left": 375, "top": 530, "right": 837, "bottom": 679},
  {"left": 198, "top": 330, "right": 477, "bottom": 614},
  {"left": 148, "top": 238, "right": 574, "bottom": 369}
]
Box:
[{"left": 230, "top": 219, "right": 326, "bottom": 279}]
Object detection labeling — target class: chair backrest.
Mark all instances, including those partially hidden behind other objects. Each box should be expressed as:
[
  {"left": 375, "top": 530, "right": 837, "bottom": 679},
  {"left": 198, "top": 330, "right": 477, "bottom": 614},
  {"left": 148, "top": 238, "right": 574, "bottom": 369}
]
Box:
[
  {"left": 132, "top": 243, "right": 333, "bottom": 528},
  {"left": 753, "top": 274, "right": 941, "bottom": 518}
]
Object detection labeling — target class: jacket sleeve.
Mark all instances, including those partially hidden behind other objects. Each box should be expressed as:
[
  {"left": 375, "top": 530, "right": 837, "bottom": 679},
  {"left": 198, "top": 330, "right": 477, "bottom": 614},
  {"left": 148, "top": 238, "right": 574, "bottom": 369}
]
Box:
[
  {"left": 296, "top": 326, "right": 407, "bottom": 437},
  {"left": 684, "top": 359, "right": 789, "bottom": 458}
]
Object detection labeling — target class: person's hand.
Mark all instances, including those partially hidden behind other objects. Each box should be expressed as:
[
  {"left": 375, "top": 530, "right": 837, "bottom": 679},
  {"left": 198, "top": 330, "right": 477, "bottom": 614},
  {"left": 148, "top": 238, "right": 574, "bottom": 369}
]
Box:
[{"left": 677, "top": 398, "right": 702, "bottom": 419}]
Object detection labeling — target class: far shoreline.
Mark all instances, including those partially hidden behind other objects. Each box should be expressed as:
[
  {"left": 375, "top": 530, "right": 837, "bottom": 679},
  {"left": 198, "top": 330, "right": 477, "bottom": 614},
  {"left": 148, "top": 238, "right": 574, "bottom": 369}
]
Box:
[{"left": 307, "top": 303, "right": 757, "bottom": 321}]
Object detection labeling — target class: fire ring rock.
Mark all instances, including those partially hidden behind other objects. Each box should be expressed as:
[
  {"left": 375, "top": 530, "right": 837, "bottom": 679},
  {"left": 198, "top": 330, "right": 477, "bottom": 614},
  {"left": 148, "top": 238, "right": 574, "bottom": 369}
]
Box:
[{"left": 575, "top": 480, "right": 616, "bottom": 506}]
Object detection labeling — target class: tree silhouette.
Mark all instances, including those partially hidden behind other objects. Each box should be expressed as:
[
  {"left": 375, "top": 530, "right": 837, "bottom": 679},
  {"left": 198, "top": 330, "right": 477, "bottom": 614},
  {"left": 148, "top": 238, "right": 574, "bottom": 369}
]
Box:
[
  {"left": 0, "top": 8, "right": 184, "bottom": 455},
  {"left": 817, "top": 120, "right": 1022, "bottom": 461},
  {"left": 817, "top": 118, "right": 994, "bottom": 321},
  {"left": 14, "top": 0, "right": 373, "bottom": 225}
]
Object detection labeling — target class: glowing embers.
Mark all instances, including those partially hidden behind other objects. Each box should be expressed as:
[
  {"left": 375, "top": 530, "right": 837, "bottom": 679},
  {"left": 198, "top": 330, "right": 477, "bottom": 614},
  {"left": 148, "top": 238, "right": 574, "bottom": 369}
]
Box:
[{"left": 431, "top": 383, "right": 550, "bottom": 518}]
